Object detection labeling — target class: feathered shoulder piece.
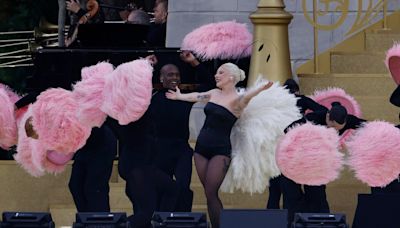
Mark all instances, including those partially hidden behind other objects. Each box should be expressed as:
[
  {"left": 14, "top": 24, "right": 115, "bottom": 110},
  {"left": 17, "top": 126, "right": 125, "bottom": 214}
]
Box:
[{"left": 221, "top": 77, "right": 301, "bottom": 194}]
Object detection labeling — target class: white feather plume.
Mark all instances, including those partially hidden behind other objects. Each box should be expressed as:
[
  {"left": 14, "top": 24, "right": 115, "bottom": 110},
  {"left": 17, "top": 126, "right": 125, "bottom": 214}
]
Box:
[{"left": 221, "top": 77, "right": 302, "bottom": 194}]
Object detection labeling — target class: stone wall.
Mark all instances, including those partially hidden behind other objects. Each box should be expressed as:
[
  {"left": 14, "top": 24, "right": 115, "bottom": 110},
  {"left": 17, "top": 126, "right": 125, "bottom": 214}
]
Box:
[{"left": 167, "top": 0, "right": 400, "bottom": 74}]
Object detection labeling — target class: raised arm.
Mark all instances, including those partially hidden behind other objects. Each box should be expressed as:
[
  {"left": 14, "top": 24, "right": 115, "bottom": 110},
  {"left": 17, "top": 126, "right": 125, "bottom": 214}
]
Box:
[
  {"left": 166, "top": 86, "right": 215, "bottom": 103},
  {"left": 238, "top": 81, "right": 273, "bottom": 109}
]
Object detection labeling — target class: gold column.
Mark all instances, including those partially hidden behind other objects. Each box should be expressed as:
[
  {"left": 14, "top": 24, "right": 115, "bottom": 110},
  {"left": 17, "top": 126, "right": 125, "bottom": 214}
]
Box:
[{"left": 248, "top": 0, "right": 293, "bottom": 86}]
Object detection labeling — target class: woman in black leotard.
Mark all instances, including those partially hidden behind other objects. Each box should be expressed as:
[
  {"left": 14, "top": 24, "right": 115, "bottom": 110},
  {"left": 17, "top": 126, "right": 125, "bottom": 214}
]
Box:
[{"left": 166, "top": 62, "right": 273, "bottom": 228}]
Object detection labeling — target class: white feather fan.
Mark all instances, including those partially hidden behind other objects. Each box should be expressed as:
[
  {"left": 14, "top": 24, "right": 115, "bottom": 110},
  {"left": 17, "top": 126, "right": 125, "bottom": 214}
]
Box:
[{"left": 221, "top": 77, "right": 301, "bottom": 194}]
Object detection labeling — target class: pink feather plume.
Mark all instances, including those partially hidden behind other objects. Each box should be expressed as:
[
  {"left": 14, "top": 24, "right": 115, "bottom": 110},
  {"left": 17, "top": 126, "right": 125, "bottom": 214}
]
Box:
[
  {"left": 385, "top": 43, "right": 400, "bottom": 85},
  {"left": 101, "top": 59, "right": 153, "bottom": 125},
  {"left": 347, "top": 121, "right": 400, "bottom": 187},
  {"left": 0, "top": 83, "right": 20, "bottom": 103},
  {"left": 73, "top": 62, "right": 114, "bottom": 128},
  {"left": 31, "top": 88, "right": 91, "bottom": 153},
  {"left": 310, "top": 87, "right": 362, "bottom": 118},
  {"left": 81, "top": 61, "right": 114, "bottom": 81},
  {"left": 14, "top": 107, "right": 45, "bottom": 177},
  {"left": 0, "top": 87, "right": 17, "bottom": 150},
  {"left": 276, "top": 122, "right": 344, "bottom": 185},
  {"left": 181, "top": 21, "right": 253, "bottom": 60}
]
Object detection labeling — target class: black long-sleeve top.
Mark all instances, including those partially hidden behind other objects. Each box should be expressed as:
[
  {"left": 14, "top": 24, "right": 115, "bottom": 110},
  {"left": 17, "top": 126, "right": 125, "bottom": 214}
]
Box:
[
  {"left": 296, "top": 94, "right": 327, "bottom": 115},
  {"left": 286, "top": 109, "right": 366, "bottom": 135},
  {"left": 148, "top": 63, "right": 215, "bottom": 141}
]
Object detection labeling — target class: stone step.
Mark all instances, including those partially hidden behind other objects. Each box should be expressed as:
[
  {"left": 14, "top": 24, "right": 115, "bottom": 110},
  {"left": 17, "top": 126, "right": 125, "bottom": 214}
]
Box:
[
  {"left": 49, "top": 204, "right": 76, "bottom": 228},
  {"left": 299, "top": 73, "right": 396, "bottom": 97},
  {"left": 354, "top": 95, "right": 399, "bottom": 123},
  {"left": 330, "top": 52, "right": 387, "bottom": 74},
  {"left": 108, "top": 182, "right": 237, "bottom": 208},
  {"left": 365, "top": 32, "right": 400, "bottom": 52},
  {"left": 109, "top": 183, "right": 131, "bottom": 208},
  {"left": 190, "top": 183, "right": 238, "bottom": 205}
]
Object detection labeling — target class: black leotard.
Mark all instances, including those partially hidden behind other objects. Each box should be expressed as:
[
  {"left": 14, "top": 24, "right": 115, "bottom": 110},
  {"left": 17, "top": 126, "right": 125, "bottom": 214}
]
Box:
[{"left": 195, "top": 102, "right": 238, "bottom": 159}]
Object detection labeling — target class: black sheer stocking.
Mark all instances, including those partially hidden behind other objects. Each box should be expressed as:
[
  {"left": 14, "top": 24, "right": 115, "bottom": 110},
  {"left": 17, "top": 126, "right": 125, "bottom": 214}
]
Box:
[{"left": 195, "top": 154, "right": 230, "bottom": 228}]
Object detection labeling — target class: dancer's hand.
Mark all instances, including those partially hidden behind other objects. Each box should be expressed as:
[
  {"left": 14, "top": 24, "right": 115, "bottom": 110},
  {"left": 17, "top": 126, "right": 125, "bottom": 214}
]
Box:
[
  {"left": 166, "top": 86, "right": 181, "bottom": 100},
  {"left": 261, "top": 81, "right": 273, "bottom": 91},
  {"left": 66, "top": 0, "right": 81, "bottom": 13},
  {"left": 180, "top": 51, "right": 199, "bottom": 67},
  {"left": 145, "top": 55, "right": 158, "bottom": 66}
]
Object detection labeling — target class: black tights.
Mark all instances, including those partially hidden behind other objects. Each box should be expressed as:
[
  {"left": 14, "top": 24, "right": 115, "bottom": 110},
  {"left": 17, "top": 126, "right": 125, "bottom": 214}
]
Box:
[
  {"left": 126, "top": 166, "right": 179, "bottom": 228},
  {"left": 194, "top": 153, "right": 231, "bottom": 228}
]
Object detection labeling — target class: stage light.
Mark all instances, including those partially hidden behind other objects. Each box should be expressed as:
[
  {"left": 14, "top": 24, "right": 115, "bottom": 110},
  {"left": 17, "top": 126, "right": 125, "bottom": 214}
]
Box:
[{"left": 1, "top": 211, "right": 55, "bottom": 228}]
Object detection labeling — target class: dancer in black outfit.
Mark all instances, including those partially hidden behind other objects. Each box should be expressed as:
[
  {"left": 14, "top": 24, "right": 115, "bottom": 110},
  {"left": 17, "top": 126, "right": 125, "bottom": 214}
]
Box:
[
  {"left": 150, "top": 51, "right": 215, "bottom": 212},
  {"left": 370, "top": 88, "right": 400, "bottom": 194},
  {"left": 105, "top": 109, "right": 179, "bottom": 228},
  {"left": 267, "top": 79, "right": 326, "bottom": 209},
  {"left": 68, "top": 125, "right": 117, "bottom": 212},
  {"left": 105, "top": 54, "right": 212, "bottom": 227},
  {"left": 166, "top": 62, "right": 273, "bottom": 228},
  {"left": 281, "top": 102, "right": 366, "bottom": 223}
]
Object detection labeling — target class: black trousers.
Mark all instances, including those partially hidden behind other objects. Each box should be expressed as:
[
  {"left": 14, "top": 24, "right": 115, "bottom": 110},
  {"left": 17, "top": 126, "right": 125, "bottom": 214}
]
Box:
[
  {"left": 68, "top": 125, "right": 117, "bottom": 212},
  {"left": 267, "top": 175, "right": 282, "bottom": 209},
  {"left": 126, "top": 166, "right": 179, "bottom": 228},
  {"left": 153, "top": 140, "right": 194, "bottom": 212},
  {"left": 281, "top": 176, "right": 329, "bottom": 224}
]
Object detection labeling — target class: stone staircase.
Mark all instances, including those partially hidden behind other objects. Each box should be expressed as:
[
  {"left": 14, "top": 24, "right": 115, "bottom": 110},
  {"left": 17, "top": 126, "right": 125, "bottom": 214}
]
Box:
[{"left": 299, "top": 31, "right": 400, "bottom": 124}]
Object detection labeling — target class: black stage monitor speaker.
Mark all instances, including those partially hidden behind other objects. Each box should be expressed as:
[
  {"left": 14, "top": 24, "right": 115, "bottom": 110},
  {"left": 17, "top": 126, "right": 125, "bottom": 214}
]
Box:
[
  {"left": 72, "top": 212, "right": 129, "bottom": 228},
  {"left": 151, "top": 212, "right": 208, "bottom": 228},
  {"left": 220, "top": 209, "right": 288, "bottom": 228},
  {"left": 1, "top": 211, "right": 55, "bottom": 228},
  {"left": 292, "top": 213, "right": 348, "bottom": 228},
  {"left": 352, "top": 193, "right": 400, "bottom": 228}
]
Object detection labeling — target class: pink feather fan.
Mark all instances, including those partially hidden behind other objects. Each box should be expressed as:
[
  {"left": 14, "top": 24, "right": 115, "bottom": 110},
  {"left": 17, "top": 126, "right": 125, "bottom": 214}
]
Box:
[
  {"left": 81, "top": 61, "right": 114, "bottom": 81},
  {"left": 101, "top": 59, "right": 153, "bottom": 125},
  {"left": 310, "top": 87, "right": 362, "bottom": 118},
  {"left": 31, "top": 88, "right": 91, "bottom": 154},
  {"left": 347, "top": 121, "right": 400, "bottom": 187},
  {"left": 385, "top": 43, "right": 400, "bottom": 85},
  {"left": 14, "top": 106, "right": 45, "bottom": 177},
  {"left": 73, "top": 62, "right": 114, "bottom": 128},
  {"left": 310, "top": 87, "right": 362, "bottom": 144},
  {"left": 276, "top": 122, "right": 344, "bottom": 185},
  {"left": 15, "top": 110, "right": 71, "bottom": 176},
  {"left": 0, "top": 83, "right": 20, "bottom": 103},
  {"left": 181, "top": 21, "right": 253, "bottom": 60},
  {"left": 0, "top": 87, "right": 17, "bottom": 150}
]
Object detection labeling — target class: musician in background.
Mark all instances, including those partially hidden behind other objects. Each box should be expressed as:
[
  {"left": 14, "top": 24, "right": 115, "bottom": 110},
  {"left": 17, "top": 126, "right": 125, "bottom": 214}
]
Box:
[
  {"left": 126, "top": 9, "right": 150, "bottom": 25},
  {"left": 101, "top": 0, "right": 131, "bottom": 21},
  {"left": 147, "top": 0, "right": 167, "bottom": 47},
  {"left": 66, "top": 0, "right": 104, "bottom": 46}
]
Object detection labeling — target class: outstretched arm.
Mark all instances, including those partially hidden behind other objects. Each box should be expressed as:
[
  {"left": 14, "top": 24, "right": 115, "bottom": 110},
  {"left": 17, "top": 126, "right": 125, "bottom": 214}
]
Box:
[
  {"left": 166, "top": 87, "right": 215, "bottom": 103},
  {"left": 238, "top": 81, "right": 273, "bottom": 109}
]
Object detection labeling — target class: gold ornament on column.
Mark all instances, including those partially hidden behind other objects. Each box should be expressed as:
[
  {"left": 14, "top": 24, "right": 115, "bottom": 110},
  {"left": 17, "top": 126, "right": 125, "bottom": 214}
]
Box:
[{"left": 248, "top": 0, "right": 293, "bottom": 86}]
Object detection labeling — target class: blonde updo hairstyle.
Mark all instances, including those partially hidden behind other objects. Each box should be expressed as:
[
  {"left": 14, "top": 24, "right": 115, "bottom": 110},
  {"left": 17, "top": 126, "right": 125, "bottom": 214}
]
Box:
[{"left": 222, "top": 62, "right": 246, "bottom": 83}]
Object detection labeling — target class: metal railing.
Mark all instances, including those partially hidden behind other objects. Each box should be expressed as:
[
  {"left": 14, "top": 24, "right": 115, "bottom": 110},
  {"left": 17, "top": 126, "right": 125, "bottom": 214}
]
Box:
[
  {"left": 305, "top": 0, "right": 390, "bottom": 73},
  {"left": 0, "top": 30, "right": 34, "bottom": 68}
]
